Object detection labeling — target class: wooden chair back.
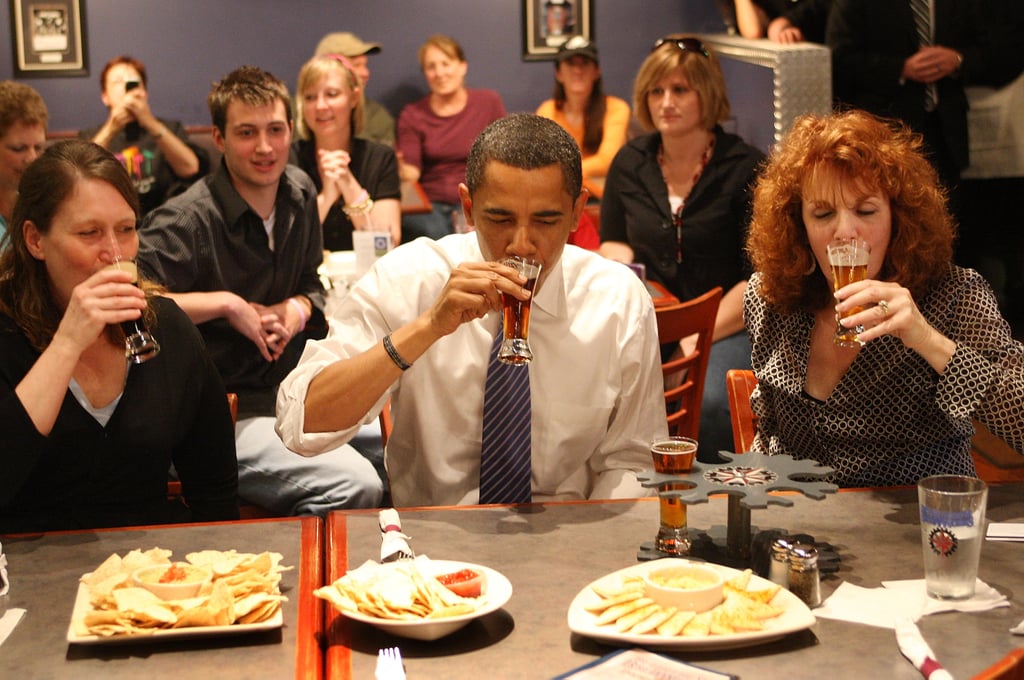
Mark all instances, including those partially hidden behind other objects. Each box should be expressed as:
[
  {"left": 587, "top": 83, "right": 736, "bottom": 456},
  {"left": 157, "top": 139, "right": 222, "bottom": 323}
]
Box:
[
  {"left": 655, "top": 286, "right": 722, "bottom": 438},
  {"left": 726, "top": 369, "right": 759, "bottom": 453}
]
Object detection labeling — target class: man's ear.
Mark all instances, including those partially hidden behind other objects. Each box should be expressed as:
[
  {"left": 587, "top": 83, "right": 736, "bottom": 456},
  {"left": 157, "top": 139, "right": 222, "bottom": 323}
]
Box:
[
  {"left": 23, "top": 221, "right": 45, "bottom": 260},
  {"left": 212, "top": 126, "right": 226, "bottom": 153},
  {"left": 570, "top": 188, "right": 590, "bottom": 232},
  {"left": 457, "top": 183, "right": 474, "bottom": 226}
]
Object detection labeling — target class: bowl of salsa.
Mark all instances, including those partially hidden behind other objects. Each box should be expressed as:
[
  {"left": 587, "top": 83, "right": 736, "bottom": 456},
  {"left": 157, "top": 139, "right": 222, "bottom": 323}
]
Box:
[{"left": 132, "top": 562, "right": 213, "bottom": 600}]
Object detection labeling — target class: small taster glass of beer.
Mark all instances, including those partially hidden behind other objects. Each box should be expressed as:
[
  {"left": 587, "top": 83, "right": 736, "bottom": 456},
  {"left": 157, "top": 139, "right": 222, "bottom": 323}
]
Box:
[
  {"left": 826, "top": 238, "right": 871, "bottom": 348},
  {"left": 651, "top": 436, "right": 698, "bottom": 556},
  {"left": 498, "top": 256, "right": 542, "bottom": 366},
  {"left": 105, "top": 259, "right": 161, "bottom": 364}
]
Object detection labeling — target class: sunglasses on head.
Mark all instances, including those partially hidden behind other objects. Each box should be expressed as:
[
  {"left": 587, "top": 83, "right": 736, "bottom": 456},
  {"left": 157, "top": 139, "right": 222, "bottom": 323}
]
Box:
[{"left": 651, "top": 37, "right": 709, "bottom": 58}]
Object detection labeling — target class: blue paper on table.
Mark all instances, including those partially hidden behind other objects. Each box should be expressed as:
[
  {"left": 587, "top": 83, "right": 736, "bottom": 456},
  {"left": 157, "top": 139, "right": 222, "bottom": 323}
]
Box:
[{"left": 552, "top": 648, "right": 737, "bottom": 679}]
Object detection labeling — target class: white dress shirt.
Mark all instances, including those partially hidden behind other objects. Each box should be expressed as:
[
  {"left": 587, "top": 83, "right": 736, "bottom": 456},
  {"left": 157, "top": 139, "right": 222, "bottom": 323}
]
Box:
[{"left": 277, "top": 234, "right": 667, "bottom": 507}]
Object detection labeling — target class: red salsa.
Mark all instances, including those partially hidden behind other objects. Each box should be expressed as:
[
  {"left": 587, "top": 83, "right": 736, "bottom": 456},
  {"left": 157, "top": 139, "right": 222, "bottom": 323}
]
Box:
[
  {"left": 435, "top": 568, "right": 483, "bottom": 598},
  {"left": 159, "top": 564, "right": 188, "bottom": 583}
]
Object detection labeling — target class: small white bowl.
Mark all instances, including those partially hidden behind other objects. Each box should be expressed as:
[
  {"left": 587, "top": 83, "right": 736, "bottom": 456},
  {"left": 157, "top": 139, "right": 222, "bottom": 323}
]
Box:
[
  {"left": 644, "top": 563, "right": 724, "bottom": 613},
  {"left": 132, "top": 562, "right": 212, "bottom": 601}
]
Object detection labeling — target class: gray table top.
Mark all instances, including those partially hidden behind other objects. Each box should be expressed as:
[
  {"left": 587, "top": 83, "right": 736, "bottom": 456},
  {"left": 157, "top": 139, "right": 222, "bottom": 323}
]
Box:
[
  {"left": 328, "top": 485, "right": 1024, "bottom": 679},
  {"left": 0, "top": 517, "right": 322, "bottom": 680}
]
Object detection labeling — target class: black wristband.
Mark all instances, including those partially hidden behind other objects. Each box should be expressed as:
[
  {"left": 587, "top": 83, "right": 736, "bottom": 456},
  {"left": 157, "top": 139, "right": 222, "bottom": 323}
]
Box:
[{"left": 382, "top": 334, "right": 412, "bottom": 371}]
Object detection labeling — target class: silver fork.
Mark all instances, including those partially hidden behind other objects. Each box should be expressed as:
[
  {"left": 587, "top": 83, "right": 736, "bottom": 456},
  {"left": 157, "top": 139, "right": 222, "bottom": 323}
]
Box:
[{"left": 375, "top": 646, "right": 406, "bottom": 680}]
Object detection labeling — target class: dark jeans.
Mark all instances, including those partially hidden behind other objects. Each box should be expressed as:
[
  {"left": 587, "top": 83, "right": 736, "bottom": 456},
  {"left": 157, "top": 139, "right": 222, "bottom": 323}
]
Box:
[{"left": 401, "top": 201, "right": 457, "bottom": 242}]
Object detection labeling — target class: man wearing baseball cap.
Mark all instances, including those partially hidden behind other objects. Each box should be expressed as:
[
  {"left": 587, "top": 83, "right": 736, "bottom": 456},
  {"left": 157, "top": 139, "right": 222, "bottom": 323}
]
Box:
[{"left": 315, "top": 32, "right": 395, "bottom": 146}]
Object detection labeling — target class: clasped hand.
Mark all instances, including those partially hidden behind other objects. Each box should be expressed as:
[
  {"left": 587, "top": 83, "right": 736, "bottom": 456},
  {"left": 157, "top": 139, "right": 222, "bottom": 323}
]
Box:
[
  {"left": 903, "top": 46, "right": 958, "bottom": 84},
  {"left": 224, "top": 294, "right": 300, "bottom": 362}
]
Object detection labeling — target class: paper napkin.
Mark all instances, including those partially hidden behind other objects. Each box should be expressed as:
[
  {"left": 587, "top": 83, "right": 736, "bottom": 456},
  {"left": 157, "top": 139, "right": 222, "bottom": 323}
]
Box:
[
  {"left": 0, "top": 609, "right": 25, "bottom": 649},
  {"left": 986, "top": 523, "right": 1024, "bottom": 541},
  {"left": 815, "top": 579, "right": 1008, "bottom": 629},
  {"left": 895, "top": 618, "right": 954, "bottom": 679},
  {"left": 0, "top": 540, "right": 7, "bottom": 596}
]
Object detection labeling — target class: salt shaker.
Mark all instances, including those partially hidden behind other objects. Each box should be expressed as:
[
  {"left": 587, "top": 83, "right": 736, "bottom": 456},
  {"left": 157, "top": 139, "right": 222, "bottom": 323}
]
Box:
[
  {"left": 769, "top": 536, "right": 792, "bottom": 589},
  {"left": 788, "top": 543, "right": 821, "bottom": 607}
]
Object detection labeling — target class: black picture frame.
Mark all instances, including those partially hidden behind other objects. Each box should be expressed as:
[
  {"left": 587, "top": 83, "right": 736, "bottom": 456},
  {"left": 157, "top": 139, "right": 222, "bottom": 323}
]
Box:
[
  {"left": 10, "top": 0, "right": 88, "bottom": 77},
  {"left": 522, "top": 0, "right": 592, "bottom": 62}
]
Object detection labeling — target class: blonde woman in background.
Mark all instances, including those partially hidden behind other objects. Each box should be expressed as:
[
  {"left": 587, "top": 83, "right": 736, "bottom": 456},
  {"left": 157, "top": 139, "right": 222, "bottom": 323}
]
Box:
[
  {"left": 293, "top": 54, "right": 400, "bottom": 249},
  {"left": 600, "top": 35, "right": 764, "bottom": 458}
]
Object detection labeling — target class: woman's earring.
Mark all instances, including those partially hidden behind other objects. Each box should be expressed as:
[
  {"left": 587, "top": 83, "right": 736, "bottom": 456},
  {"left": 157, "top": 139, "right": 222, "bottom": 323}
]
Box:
[{"left": 804, "top": 258, "right": 817, "bottom": 275}]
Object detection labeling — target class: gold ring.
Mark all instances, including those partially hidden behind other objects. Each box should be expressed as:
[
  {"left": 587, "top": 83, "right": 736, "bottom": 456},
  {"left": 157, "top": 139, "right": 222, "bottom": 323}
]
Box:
[{"left": 878, "top": 299, "right": 890, "bottom": 317}]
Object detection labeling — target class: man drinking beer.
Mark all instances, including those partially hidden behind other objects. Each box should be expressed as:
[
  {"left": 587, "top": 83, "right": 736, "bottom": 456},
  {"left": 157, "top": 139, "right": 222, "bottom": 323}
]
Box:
[{"left": 277, "top": 113, "right": 667, "bottom": 507}]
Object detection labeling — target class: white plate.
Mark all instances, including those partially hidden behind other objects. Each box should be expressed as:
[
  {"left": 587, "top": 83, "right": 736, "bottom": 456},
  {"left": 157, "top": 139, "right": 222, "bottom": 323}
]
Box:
[
  {"left": 66, "top": 582, "right": 283, "bottom": 645},
  {"left": 334, "top": 560, "right": 512, "bottom": 641},
  {"left": 568, "top": 558, "right": 815, "bottom": 651}
]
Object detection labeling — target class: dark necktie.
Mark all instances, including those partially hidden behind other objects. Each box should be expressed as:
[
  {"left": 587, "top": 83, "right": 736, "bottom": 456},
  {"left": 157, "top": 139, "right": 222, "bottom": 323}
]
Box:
[
  {"left": 479, "top": 330, "right": 532, "bottom": 504},
  {"left": 910, "top": 0, "right": 938, "bottom": 111}
]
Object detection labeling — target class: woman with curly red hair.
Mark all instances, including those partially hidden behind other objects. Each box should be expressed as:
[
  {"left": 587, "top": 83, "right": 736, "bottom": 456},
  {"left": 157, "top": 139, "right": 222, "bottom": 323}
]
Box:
[{"left": 745, "top": 110, "right": 1023, "bottom": 486}]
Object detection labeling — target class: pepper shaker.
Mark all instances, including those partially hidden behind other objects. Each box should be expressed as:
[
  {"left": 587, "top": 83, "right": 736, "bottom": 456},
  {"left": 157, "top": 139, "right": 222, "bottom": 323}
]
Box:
[{"left": 788, "top": 543, "right": 821, "bottom": 607}]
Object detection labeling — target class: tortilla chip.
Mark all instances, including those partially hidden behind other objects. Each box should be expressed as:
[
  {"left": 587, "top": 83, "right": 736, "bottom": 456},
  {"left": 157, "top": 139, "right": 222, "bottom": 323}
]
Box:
[
  {"left": 628, "top": 606, "right": 677, "bottom": 635},
  {"left": 595, "top": 597, "right": 655, "bottom": 626},
  {"left": 615, "top": 603, "right": 661, "bottom": 632},
  {"left": 656, "top": 609, "right": 696, "bottom": 637}
]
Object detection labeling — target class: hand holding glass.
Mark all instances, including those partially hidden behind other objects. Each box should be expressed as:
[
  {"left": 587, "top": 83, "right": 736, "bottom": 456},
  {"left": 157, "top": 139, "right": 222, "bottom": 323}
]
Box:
[
  {"left": 105, "top": 259, "right": 160, "bottom": 364},
  {"left": 498, "top": 256, "right": 542, "bottom": 365},
  {"left": 651, "top": 436, "right": 698, "bottom": 556},
  {"left": 826, "top": 238, "right": 870, "bottom": 347},
  {"left": 918, "top": 475, "right": 987, "bottom": 600}
]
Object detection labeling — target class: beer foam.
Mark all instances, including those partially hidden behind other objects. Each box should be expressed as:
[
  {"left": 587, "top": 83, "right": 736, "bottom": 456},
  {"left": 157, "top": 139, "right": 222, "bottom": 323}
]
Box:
[
  {"left": 826, "top": 243, "right": 869, "bottom": 267},
  {"left": 104, "top": 260, "right": 138, "bottom": 283}
]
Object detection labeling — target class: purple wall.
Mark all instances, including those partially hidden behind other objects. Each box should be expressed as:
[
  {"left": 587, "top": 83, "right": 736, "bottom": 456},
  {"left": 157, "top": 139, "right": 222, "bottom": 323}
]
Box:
[{"left": 1, "top": 0, "right": 726, "bottom": 132}]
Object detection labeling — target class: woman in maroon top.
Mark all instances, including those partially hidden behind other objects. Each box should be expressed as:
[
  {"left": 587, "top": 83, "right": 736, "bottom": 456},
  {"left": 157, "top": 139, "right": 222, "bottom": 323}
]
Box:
[{"left": 397, "top": 34, "right": 506, "bottom": 242}]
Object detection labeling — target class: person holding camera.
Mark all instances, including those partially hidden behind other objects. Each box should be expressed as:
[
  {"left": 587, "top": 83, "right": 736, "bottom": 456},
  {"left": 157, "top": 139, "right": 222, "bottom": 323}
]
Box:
[{"left": 82, "top": 55, "right": 208, "bottom": 216}]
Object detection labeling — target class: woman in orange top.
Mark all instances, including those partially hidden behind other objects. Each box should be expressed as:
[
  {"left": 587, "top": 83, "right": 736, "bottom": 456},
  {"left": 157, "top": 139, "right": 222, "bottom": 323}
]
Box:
[{"left": 535, "top": 36, "right": 630, "bottom": 200}]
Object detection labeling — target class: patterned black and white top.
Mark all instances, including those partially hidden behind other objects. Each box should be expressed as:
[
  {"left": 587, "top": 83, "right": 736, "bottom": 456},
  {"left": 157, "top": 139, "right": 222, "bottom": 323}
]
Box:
[{"left": 745, "top": 266, "right": 1024, "bottom": 487}]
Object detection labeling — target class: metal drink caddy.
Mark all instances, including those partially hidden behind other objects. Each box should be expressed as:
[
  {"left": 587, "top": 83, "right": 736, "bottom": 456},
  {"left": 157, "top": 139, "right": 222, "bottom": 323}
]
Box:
[{"left": 637, "top": 451, "right": 838, "bottom": 569}]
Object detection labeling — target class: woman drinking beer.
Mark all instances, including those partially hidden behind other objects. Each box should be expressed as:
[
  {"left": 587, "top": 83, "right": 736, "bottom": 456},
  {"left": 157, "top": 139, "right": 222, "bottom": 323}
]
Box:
[
  {"left": 744, "top": 110, "right": 1024, "bottom": 486},
  {"left": 0, "top": 139, "right": 239, "bottom": 532}
]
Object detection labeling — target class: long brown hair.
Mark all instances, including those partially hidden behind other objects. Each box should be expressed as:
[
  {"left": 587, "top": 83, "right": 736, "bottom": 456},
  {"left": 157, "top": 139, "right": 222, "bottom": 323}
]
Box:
[
  {"left": 552, "top": 63, "right": 607, "bottom": 155},
  {"left": 0, "top": 139, "right": 159, "bottom": 351},
  {"left": 747, "top": 110, "right": 954, "bottom": 313}
]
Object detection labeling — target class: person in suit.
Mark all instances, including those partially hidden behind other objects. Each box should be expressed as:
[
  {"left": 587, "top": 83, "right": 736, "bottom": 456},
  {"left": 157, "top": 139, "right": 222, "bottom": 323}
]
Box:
[{"left": 826, "top": 0, "right": 987, "bottom": 210}]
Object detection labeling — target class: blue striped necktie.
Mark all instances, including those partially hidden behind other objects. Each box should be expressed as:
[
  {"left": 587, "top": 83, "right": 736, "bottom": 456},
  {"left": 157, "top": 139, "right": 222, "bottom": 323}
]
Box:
[
  {"left": 910, "top": 0, "right": 938, "bottom": 111},
  {"left": 479, "top": 330, "right": 532, "bottom": 504}
]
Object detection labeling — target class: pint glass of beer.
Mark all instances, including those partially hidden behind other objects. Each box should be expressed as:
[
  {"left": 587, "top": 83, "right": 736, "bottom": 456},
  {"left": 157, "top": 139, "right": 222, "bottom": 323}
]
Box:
[
  {"left": 105, "top": 259, "right": 161, "bottom": 364},
  {"left": 498, "top": 256, "right": 542, "bottom": 365},
  {"left": 651, "top": 437, "right": 698, "bottom": 556},
  {"left": 826, "top": 238, "right": 870, "bottom": 348}
]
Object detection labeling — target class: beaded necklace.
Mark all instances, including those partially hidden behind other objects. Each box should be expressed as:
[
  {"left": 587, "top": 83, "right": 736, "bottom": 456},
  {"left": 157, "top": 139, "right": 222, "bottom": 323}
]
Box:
[{"left": 658, "top": 136, "right": 715, "bottom": 263}]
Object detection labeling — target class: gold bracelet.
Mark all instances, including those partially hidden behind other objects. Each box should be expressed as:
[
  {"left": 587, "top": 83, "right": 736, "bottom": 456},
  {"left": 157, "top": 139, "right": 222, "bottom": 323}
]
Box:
[{"left": 342, "top": 194, "right": 374, "bottom": 217}]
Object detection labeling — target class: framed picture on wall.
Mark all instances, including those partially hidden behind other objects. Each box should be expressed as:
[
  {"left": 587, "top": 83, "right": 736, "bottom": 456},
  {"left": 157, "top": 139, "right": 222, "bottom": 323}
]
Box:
[
  {"left": 9, "top": 0, "right": 88, "bottom": 76},
  {"left": 522, "top": 0, "right": 592, "bottom": 61}
]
